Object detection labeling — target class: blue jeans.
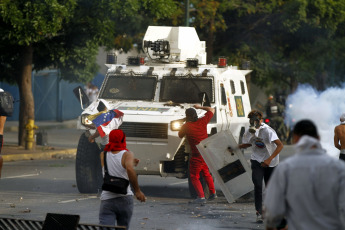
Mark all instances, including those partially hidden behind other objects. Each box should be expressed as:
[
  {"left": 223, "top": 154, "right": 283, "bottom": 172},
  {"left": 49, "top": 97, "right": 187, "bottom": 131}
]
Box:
[{"left": 99, "top": 196, "right": 134, "bottom": 229}]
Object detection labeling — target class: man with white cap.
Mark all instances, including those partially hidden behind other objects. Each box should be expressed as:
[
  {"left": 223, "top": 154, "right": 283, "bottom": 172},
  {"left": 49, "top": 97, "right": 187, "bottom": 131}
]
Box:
[{"left": 334, "top": 113, "right": 345, "bottom": 161}]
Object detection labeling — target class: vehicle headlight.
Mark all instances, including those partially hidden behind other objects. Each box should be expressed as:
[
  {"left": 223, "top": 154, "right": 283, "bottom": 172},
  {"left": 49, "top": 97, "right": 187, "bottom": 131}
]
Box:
[
  {"left": 81, "top": 114, "right": 93, "bottom": 126},
  {"left": 170, "top": 118, "right": 185, "bottom": 131}
]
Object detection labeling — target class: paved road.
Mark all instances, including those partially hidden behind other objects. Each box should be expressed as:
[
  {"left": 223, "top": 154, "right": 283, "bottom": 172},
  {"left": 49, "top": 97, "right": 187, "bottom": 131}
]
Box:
[
  {"left": 0, "top": 158, "right": 267, "bottom": 230},
  {"left": 1, "top": 124, "right": 296, "bottom": 229}
]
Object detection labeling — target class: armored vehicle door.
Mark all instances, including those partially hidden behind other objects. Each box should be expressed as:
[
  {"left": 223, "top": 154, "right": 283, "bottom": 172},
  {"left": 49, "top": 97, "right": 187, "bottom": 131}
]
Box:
[
  {"left": 197, "top": 129, "right": 253, "bottom": 203},
  {"left": 218, "top": 81, "right": 232, "bottom": 131}
]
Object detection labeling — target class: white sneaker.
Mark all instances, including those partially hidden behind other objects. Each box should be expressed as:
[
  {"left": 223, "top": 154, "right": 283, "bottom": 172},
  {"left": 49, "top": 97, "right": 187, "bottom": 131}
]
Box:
[{"left": 256, "top": 212, "right": 263, "bottom": 223}]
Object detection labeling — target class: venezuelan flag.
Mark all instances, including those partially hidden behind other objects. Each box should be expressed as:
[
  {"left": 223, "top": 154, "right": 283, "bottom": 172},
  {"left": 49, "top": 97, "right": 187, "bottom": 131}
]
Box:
[{"left": 88, "top": 109, "right": 124, "bottom": 137}]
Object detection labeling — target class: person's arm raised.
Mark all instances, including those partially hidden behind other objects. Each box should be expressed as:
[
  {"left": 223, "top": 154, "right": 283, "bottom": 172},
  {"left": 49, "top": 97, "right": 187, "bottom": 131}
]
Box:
[{"left": 193, "top": 104, "right": 215, "bottom": 114}]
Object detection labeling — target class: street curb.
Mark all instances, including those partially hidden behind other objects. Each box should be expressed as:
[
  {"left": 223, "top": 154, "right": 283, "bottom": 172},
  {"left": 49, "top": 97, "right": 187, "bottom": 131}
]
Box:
[
  {"left": 2, "top": 149, "right": 77, "bottom": 162},
  {"left": 4, "top": 120, "right": 78, "bottom": 132}
]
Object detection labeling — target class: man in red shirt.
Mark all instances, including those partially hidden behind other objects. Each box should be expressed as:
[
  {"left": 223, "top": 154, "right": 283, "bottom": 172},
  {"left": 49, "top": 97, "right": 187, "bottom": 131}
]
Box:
[{"left": 178, "top": 104, "right": 217, "bottom": 204}]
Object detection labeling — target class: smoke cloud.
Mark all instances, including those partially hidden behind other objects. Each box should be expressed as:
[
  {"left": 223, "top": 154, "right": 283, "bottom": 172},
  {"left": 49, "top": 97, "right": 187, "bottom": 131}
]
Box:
[{"left": 285, "top": 84, "right": 345, "bottom": 158}]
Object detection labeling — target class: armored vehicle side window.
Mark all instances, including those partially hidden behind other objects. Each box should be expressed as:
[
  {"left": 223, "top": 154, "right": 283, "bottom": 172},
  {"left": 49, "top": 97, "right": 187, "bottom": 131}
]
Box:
[
  {"left": 160, "top": 76, "right": 214, "bottom": 103},
  {"left": 230, "top": 80, "right": 235, "bottom": 94},
  {"left": 220, "top": 83, "right": 227, "bottom": 105},
  {"left": 99, "top": 74, "right": 157, "bottom": 101},
  {"left": 240, "top": 81, "right": 245, "bottom": 95}
]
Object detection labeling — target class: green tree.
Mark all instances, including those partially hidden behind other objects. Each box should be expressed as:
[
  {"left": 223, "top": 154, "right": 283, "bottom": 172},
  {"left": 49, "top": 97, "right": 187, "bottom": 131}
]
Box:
[
  {"left": 213, "top": 0, "right": 345, "bottom": 93},
  {"left": 0, "top": 0, "right": 77, "bottom": 147},
  {"left": 165, "top": 0, "right": 230, "bottom": 63},
  {"left": 189, "top": 0, "right": 228, "bottom": 63},
  {"left": 0, "top": 0, "right": 178, "bottom": 146}
]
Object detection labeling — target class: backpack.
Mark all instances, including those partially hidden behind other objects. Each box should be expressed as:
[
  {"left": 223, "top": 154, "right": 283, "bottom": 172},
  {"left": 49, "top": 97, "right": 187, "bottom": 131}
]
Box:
[{"left": 0, "top": 91, "right": 14, "bottom": 117}]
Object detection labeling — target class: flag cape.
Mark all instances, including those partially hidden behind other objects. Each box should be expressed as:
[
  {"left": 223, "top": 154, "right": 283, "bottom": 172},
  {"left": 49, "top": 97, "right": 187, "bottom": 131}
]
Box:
[{"left": 88, "top": 109, "right": 124, "bottom": 137}]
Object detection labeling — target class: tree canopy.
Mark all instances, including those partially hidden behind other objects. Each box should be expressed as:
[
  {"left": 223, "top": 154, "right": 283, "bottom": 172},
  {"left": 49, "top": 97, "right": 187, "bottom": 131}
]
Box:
[
  {"left": 166, "top": 0, "right": 345, "bottom": 93},
  {"left": 0, "top": 0, "right": 179, "bottom": 83},
  {"left": 2, "top": 0, "right": 345, "bottom": 145},
  {"left": 211, "top": 0, "right": 345, "bottom": 93},
  {"left": 0, "top": 0, "right": 178, "bottom": 145}
]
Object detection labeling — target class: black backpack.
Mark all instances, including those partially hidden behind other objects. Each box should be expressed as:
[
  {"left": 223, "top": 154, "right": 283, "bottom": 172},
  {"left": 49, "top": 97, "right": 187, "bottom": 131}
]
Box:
[{"left": 0, "top": 91, "right": 14, "bottom": 117}]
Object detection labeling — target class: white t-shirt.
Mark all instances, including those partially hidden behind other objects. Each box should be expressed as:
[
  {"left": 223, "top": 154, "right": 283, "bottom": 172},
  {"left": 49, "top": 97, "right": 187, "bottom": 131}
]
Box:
[
  {"left": 101, "top": 150, "right": 133, "bottom": 200},
  {"left": 242, "top": 123, "right": 279, "bottom": 167}
]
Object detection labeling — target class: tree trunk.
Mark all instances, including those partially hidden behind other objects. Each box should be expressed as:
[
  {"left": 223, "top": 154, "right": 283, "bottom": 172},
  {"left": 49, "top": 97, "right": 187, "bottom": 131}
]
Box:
[
  {"left": 316, "top": 71, "right": 328, "bottom": 91},
  {"left": 17, "top": 45, "right": 35, "bottom": 147},
  {"left": 206, "top": 19, "right": 215, "bottom": 64},
  {"left": 290, "top": 76, "right": 298, "bottom": 93}
]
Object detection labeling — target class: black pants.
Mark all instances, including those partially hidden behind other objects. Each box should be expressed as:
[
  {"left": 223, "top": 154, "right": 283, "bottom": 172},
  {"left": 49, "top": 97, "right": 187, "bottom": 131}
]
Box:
[
  {"left": 251, "top": 159, "right": 275, "bottom": 214},
  {"left": 340, "top": 153, "right": 345, "bottom": 162}
]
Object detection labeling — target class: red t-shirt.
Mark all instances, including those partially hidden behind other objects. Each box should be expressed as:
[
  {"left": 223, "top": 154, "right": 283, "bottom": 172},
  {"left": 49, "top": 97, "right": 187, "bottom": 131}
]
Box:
[{"left": 178, "top": 111, "right": 213, "bottom": 155}]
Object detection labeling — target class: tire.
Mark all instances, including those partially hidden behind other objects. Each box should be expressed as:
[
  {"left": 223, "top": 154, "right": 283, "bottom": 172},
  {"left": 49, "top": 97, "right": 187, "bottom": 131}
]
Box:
[{"left": 75, "top": 132, "right": 102, "bottom": 193}]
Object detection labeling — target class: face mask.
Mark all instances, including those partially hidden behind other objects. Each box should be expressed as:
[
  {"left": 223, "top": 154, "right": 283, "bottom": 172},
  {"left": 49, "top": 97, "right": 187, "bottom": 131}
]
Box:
[{"left": 249, "top": 116, "right": 261, "bottom": 133}]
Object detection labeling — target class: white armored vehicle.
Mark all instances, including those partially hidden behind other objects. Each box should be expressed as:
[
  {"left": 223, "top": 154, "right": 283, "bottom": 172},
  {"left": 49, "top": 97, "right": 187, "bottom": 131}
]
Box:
[{"left": 74, "top": 26, "right": 252, "bottom": 196}]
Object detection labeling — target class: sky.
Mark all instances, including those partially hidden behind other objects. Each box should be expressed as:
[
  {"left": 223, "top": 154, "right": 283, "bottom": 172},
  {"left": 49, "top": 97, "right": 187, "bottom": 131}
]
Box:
[{"left": 285, "top": 83, "right": 345, "bottom": 157}]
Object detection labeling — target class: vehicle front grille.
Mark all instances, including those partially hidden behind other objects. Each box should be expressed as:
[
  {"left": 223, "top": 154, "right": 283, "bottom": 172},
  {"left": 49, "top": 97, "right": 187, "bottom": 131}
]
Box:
[{"left": 121, "top": 122, "right": 168, "bottom": 139}]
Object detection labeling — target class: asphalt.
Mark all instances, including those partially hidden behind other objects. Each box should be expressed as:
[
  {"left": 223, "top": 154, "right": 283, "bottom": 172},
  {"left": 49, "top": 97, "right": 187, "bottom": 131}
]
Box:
[{"left": 1, "top": 120, "right": 77, "bottom": 162}]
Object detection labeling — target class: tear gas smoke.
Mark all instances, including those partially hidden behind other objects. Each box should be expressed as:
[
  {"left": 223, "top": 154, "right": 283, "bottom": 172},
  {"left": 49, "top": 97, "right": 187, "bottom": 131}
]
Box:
[{"left": 285, "top": 84, "right": 345, "bottom": 157}]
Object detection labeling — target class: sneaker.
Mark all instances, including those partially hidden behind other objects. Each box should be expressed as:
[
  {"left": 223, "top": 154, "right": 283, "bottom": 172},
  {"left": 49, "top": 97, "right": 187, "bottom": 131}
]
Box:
[
  {"left": 208, "top": 193, "right": 218, "bottom": 201},
  {"left": 256, "top": 212, "right": 263, "bottom": 223},
  {"left": 189, "top": 197, "right": 206, "bottom": 205}
]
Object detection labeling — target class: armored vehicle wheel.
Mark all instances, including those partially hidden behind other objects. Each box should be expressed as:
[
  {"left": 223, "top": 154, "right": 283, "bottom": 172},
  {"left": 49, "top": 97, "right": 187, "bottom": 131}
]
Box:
[
  {"left": 75, "top": 132, "right": 102, "bottom": 193},
  {"left": 188, "top": 171, "right": 210, "bottom": 199}
]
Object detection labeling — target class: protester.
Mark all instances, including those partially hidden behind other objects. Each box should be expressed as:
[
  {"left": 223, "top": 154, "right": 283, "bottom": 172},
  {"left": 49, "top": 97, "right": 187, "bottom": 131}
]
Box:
[
  {"left": 334, "top": 113, "right": 345, "bottom": 161},
  {"left": 238, "top": 110, "right": 283, "bottom": 223},
  {"left": 264, "top": 119, "right": 345, "bottom": 230},
  {"left": 0, "top": 88, "right": 9, "bottom": 178},
  {"left": 88, "top": 99, "right": 123, "bottom": 150},
  {"left": 178, "top": 104, "right": 217, "bottom": 204},
  {"left": 99, "top": 129, "right": 146, "bottom": 229}
]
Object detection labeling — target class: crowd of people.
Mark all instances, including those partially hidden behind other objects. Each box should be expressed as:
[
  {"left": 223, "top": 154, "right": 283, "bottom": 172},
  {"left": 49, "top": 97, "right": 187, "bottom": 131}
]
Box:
[
  {"left": 1, "top": 88, "right": 344, "bottom": 229},
  {"left": 86, "top": 99, "right": 345, "bottom": 229}
]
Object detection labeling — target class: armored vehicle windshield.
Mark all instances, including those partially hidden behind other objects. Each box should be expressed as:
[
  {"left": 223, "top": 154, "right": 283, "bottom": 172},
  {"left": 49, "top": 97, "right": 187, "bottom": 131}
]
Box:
[
  {"left": 160, "top": 76, "right": 214, "bottom": 103},
  {"left": 99, "top": 74, "right": 158, "bottom": 101}
]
